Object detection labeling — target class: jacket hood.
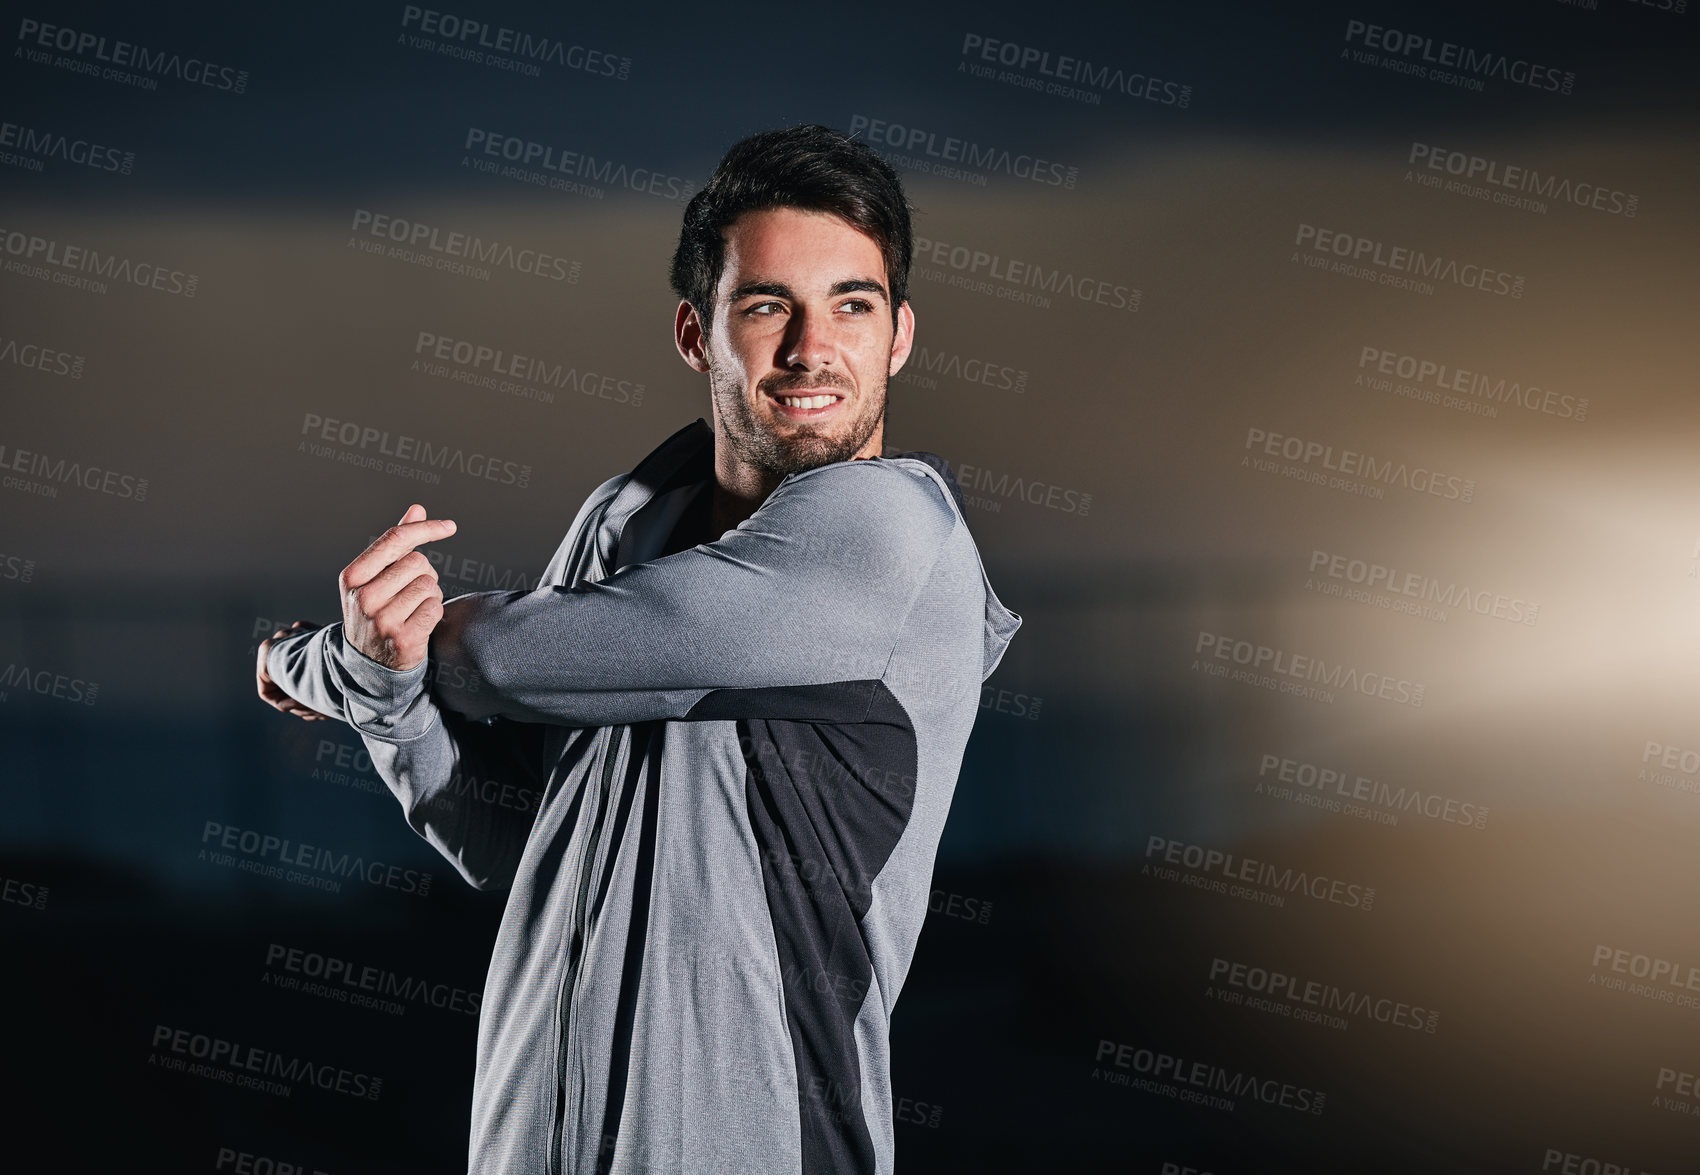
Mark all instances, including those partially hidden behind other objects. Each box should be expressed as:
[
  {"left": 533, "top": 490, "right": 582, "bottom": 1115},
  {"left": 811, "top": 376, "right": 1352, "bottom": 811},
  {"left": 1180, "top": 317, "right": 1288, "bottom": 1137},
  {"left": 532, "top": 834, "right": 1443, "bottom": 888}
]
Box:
[
  {"left": 882, "top": 446, "right": 1022, "bottom": 683},
  {"left": 603, "top": 418, "right": 1021, "bottom": 682}
]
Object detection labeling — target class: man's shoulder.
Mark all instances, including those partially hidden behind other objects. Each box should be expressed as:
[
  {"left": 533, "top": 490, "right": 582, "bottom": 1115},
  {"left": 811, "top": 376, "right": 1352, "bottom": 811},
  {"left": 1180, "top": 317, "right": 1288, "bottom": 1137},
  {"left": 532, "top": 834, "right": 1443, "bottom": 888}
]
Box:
[
  {"left": 584, "top": 472, "right": 632, "bottom": 510},
  {"left": 538, "top": 473, "right": 633, "bottom": 587},
  {"left": 563, "top": 472, "right": 633, "bottom": 532},
  {"left": 779, "top": 455, "right": 960, "bottom": 532},
  {"left": 756, "top": 458, "right": 961, "bottom": 588}
]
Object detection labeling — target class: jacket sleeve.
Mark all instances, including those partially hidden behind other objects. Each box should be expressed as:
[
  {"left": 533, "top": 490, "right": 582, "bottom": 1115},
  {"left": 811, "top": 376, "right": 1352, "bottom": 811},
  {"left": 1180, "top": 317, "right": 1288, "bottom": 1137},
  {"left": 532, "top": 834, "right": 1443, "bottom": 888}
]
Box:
[
  {"left": 265, "top": 623, "right": 545, "bottom": 892},
  {"left": 426, "top": 458, "right": 959, "bottom": 728}
]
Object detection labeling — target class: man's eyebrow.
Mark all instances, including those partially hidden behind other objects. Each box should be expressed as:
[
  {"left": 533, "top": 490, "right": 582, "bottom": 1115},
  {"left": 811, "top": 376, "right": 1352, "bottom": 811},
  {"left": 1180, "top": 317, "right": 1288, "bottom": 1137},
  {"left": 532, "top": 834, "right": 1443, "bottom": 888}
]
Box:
[
  {"left": 727, "top": 277, "right": 889, "bottom": 302},
  {"left": 829, "top": 278, "right": 888, "bottom": 299}
]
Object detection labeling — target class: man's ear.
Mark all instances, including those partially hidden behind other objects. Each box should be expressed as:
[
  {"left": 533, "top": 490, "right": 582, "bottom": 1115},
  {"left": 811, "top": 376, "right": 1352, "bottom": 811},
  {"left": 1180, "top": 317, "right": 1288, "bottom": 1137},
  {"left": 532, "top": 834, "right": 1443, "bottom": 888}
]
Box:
[
  {"left": 675, "top": 301, "right": 710, "bottom": 374},
  {"left": 888, "top": 300, "right": 916, "bottom": 377}
]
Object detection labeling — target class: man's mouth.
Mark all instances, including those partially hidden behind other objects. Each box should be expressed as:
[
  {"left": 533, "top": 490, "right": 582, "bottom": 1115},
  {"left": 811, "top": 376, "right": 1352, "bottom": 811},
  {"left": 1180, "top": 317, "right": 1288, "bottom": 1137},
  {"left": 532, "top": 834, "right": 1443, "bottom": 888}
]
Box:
[{"left": 766, "top": 389, "right": 846, "bottom": 416}]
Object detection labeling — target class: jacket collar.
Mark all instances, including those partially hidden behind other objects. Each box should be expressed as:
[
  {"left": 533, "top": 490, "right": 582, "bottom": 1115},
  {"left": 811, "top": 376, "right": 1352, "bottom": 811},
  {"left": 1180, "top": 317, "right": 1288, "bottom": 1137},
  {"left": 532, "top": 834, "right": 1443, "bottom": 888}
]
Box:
[
  {"left": 602, "top": 418, "right": 977, "bottom": 557},
  {"left": 594, "top": 417, "right": 715, "bottom": 575}
]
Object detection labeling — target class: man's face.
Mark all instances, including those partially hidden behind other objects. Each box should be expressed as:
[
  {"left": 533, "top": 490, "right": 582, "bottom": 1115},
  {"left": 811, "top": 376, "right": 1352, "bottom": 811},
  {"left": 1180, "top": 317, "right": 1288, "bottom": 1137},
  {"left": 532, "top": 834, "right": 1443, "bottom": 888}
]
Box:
[{"left": 676, "top": 206, "right": 915, "bottom": 480}]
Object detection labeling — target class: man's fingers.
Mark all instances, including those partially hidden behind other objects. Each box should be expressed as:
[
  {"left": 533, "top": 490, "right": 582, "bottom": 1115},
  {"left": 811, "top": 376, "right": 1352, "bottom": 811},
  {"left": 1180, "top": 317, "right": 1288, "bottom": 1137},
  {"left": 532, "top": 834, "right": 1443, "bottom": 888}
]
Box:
[
  {"left": 271, "top": 620, "right": 323, "bottom": 642},
  {"left": 349, "top": 549, "right": 439, "bottom": 621},
  {"left": 338, "top": 506, "right": 455, "bottom": 668},
  {"left": 258, "top": 673, "right": 330, "bottom": 720},
  {"left": 279, "top": 698, "right": 329, "bottom": 721},
  {"left": 365, "top": 547, "right": 440, "bottom": 599},
  {"left": 372, "top": 574, "right": 443, "bottom": 635},
  {"left": 256, "top": 625, "right": 334, "bottom": 721},
  {"left": 403, "top": 590, "right": 446, "bottom": 636},
  {"left": 343, "top": 514, "right": 457, "bottom": 592},
  {"left": 257, "top": 673, "right": 327, "bottom": 719},
  {"left": 352, "top": 575, "right": 443, "bottom": 670}
]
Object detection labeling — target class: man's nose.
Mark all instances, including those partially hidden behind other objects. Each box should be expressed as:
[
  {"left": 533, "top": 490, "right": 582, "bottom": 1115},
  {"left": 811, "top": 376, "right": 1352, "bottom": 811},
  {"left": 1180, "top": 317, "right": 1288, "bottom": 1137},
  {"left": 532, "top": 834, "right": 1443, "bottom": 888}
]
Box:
[{"left": 783, "top": 308, "right": 836, "bottom": 369}]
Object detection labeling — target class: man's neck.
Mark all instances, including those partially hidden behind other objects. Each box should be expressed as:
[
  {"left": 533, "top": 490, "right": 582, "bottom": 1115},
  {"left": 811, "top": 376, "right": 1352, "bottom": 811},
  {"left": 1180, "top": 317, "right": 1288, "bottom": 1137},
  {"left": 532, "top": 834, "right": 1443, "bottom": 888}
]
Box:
[
  {"left": 709, "top": 470, "right": 775, "bottom": 535},
  {"left": 707, "top": 426, "right": 886, "bottom": 536}
]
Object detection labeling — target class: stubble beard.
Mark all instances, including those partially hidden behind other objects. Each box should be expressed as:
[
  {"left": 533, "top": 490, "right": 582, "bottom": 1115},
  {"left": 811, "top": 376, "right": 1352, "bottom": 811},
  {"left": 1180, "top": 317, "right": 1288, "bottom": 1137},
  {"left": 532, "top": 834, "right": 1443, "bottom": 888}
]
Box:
[{"left": 708, "top": 350, "right": 888, "bottom": 479}]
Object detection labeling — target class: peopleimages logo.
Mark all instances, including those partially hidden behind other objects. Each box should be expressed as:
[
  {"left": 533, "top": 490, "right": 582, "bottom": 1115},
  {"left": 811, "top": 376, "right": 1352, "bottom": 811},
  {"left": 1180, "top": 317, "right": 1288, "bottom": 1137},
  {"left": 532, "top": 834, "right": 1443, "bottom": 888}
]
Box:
[
  {"left": 1207, "top": 956, "right": 1440, "bottom": 1033},
  {"left": 150, "top": 1024, "right": 380, "bottom": 1100},
  {"left": 1654, "top": 1066, "right": 1700, "bottom": 1118},
  {"left": 411, "top": 330, "right": 645, "bottom": 408},
  {"left": 0, "top": 224, "right": 198, "bottom": 296},
  {"left": 955, "top": 459, "right": 1091, "bottom": 515},
  {"left": 215, "top": 1147, "right": 329, "bottom": 1175},
  {"left": 199, "top": 820, "right": 433, "bottom": 898},
  {"left": 0, "top": 118, "right": 135, "bottom": 175},
  {"left": 0, "top": 333, "right": 86, "bottom": 379},
  {"left": 1144, "top": 834, "right": 1376, "bottom": 912},
  {"left": 461, "top": 128, "right": 694, "bottom": 202},
  {"left": 0, "top": 552, "right": 36, "bottom": 583},
  {"left": 1243, "top": 426, "right": 1475, "bottom": 504},
  {"left": 264, "top": 942, "right": 481, "bottom": 1017},
  {"left": 1642, "top": 740, "right": 1700, "bottom": 797},
  {"left": 0, "top": 660, "right": 99, "bottom": 705},
  {"left": 911, "top": 233, "right": 1140, "bottom": 313},
  {"left": 298, "top": 411, "right": 531, "bottom": 489},
  {"left": 1539, "top": 1149, "right": 1656, "bottom": 1175},
  {"left": 1591, "top": 944, "right": 1700, "bottom": 1008},
  {"left": 1307, "top": 548, "right": 1539, "bottom": 626},
  {"left": 848, "top": 114, "right": 1079, "bottom": 189},
  {"left": 15, "top": 17, "right": 251, "bottom": 93},
  {"left": 1406, "top": 143, "right": 1637, "bottom": 218},
  {"left": 397, "top": 6, "right": 630, "bottom": 81},
  {"left": 349, "top": 209, "right": 580, "bottom": 283},
  {"left": 0, "top": 440, "right": 149, "bottom": 502},
  {"left": 1, "top": 872, "right": 48, "bottom": 911},
  {"left": 1293, "top": 223, "right": 1525, "bottom": 298},
  {"left": 1195, "top": 630, "right": 1426, "bottom": 709},
  {"left": 958, "top": 33, "right": 1194, "bottom": 108},
  {"left": 1357, "top": 345, "right": 1587, "bottom": 423},
  {"left": 1341, "top": 18, "right": 1576, "bottom": 95},
  {"left": 892, "top": 344, "right": 1027, "bottom": 394},
  {"left": 1092, "top": 1039, "right": 1326, "bottom": 1115},
  {"left": 1257, "top": 752, "right": 1488, "bottom": 830}
]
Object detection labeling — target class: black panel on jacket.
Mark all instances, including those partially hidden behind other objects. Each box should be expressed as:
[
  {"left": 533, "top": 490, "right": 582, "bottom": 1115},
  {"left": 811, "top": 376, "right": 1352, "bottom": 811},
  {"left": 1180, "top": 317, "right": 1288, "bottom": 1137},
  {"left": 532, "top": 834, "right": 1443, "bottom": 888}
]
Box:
[{"left": 735, "top": 682, "right": 919, "bottom": 1174}]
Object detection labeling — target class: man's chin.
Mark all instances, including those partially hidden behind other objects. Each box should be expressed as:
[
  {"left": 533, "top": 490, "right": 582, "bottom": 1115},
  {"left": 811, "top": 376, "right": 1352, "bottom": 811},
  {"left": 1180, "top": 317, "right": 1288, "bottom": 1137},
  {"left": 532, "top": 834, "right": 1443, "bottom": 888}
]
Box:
[
  {"left": 765, "top": 440, "right": 857, "bottom": 476},
  {"left": 752, "top": 423, "right": 867, "bottom": 471}
]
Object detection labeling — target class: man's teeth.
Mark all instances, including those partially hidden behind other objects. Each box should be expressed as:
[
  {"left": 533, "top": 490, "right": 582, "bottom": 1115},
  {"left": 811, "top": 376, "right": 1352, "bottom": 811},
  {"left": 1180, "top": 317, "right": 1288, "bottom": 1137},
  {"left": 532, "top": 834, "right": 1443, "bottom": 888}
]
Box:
[{"left": 777, "top": 394, "right": 836, "bottom": 409}]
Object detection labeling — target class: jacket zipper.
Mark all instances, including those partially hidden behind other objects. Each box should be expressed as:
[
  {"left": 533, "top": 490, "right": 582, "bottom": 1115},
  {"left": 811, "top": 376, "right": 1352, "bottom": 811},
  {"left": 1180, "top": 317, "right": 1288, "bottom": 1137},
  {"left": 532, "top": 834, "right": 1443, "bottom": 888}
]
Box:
[{"left": 549, "top": 725, "right": 621, "bottom": 1175}]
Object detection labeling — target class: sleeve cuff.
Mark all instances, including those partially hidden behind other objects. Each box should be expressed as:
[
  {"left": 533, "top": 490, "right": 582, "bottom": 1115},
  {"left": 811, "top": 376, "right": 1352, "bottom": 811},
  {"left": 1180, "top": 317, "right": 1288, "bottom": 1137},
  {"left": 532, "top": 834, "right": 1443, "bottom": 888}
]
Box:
[
  {"left": 333, "top": 628, "right": 435, "bottom": 738},
  {"left": 339, "top": 629, "right": 430, "bottom": 700}
]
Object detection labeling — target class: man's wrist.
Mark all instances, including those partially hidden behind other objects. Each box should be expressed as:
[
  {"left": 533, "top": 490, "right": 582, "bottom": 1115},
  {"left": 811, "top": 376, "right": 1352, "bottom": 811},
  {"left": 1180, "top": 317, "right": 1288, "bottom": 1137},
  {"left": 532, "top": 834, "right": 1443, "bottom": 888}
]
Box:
[{"left": 338, "top": 627, "right": 430, "bottom": 703}]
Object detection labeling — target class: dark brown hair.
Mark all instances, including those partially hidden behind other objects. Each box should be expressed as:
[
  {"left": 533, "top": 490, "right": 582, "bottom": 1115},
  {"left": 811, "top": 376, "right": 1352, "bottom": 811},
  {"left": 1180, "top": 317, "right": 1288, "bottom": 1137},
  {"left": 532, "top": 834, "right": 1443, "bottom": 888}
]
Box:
[{"left": 669, "top": 123, "right": 914, "bottom": 334}]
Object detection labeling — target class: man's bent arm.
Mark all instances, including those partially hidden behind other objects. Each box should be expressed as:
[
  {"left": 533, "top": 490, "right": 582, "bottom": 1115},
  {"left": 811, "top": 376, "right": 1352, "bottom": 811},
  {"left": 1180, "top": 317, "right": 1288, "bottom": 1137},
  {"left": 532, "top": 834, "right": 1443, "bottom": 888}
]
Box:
[
  {"left": 429, "top": 458, "right": 959, "bottom": 728},
  {"left": 266, "top": 623, "right": 544, "bottom": 891}
]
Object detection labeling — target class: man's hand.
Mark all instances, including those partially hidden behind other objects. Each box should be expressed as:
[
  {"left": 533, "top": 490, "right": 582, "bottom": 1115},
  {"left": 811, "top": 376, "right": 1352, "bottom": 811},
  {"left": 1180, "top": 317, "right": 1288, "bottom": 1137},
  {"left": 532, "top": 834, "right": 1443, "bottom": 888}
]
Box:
[
  {"left": 340, "top": 503, "right": 458, "bottom": 672},
  {"left": 257, "top": 620, "right": 333, "bottom": 720}
]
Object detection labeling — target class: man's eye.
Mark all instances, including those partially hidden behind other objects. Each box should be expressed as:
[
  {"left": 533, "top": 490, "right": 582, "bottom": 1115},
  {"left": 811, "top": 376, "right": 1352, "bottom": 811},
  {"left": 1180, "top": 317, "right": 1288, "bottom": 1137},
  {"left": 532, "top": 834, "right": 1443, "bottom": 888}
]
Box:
[
  {"left": 840, "top": 300, "right": 872, "bottom": 314},
  {"left": 747, "top": 301, "right": 784, "bottom": 315}
]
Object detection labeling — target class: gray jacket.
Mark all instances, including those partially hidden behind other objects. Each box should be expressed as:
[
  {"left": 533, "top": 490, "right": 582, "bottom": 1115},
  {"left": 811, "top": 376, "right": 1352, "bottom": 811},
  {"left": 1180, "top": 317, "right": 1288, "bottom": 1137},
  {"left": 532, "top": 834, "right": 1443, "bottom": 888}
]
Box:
[{"left": 267, "top": 417, "right": 1021, "bottom": 1174}]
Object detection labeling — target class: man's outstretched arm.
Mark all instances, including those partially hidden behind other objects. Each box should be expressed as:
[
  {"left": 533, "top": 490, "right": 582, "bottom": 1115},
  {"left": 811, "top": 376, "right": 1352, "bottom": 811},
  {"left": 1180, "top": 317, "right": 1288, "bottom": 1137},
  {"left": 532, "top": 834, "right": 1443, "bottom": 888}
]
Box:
[
  {"left": 427, "top": 458, "right": 960, "bottom": 729},
  {"left": 258, "top": 506, "right": 544, "bottom": 891}
]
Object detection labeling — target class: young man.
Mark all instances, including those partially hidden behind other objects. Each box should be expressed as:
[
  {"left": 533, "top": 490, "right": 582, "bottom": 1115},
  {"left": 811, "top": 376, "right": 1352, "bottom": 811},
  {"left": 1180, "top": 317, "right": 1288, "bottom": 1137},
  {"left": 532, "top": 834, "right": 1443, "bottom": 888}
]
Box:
[{"left": 257, "top": 124, "right": 1021, "bottom": 1175}]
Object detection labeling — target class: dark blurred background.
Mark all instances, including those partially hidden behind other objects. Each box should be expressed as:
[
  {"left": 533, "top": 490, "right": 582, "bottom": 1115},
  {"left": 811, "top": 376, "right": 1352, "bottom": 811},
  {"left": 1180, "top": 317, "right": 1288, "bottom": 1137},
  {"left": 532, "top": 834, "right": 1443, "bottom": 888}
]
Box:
[{"left": 3, "top": 1, "right": 1698, "bottom": 1171}]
